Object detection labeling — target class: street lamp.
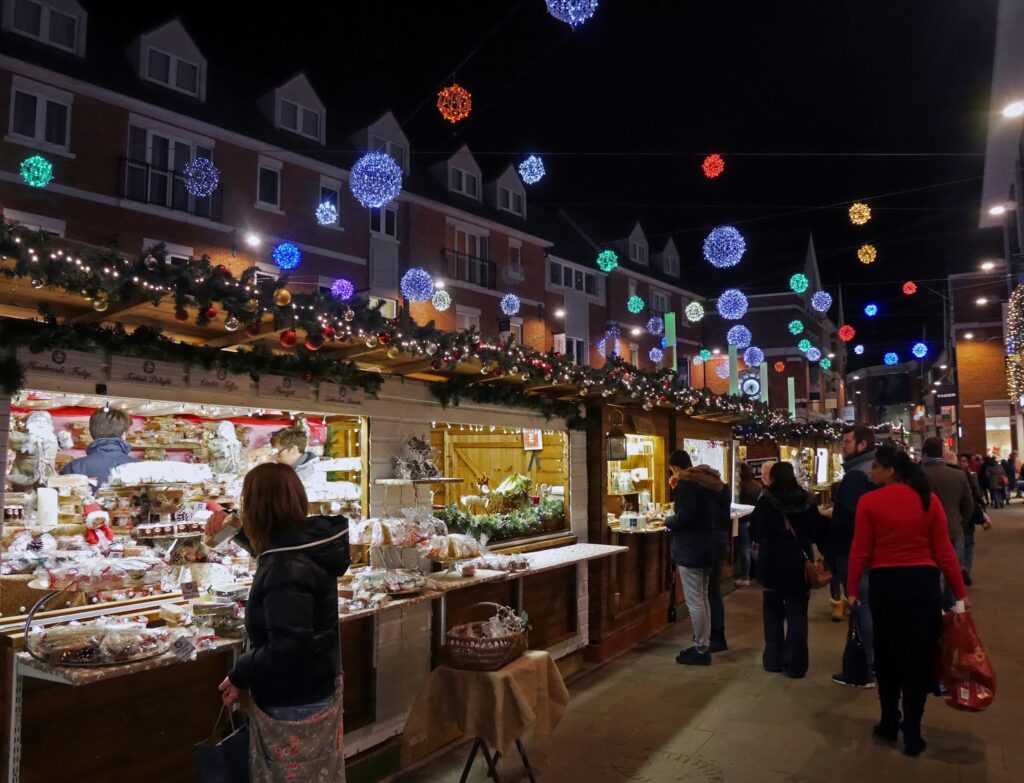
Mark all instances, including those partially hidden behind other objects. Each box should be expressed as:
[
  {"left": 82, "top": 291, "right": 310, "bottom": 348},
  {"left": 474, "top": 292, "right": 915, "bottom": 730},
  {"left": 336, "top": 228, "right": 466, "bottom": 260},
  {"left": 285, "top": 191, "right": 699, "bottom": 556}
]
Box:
[
  {"left": 981, "top": 261, "right": 995, "bottom": 271},
  {"left": 1003, "top": 100, "right": 1024, "bottom": 118},
  {"left": 989, "top": 205, "right": 1008, "bottom": 216}
]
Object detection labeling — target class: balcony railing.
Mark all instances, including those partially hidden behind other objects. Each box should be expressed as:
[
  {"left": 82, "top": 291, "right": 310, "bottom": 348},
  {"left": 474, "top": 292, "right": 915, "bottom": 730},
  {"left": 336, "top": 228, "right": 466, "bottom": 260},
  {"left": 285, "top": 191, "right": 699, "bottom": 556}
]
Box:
[
  {"left": 119, "top": 157, "right": 223, "bottom": 221},
  {"left": 444, "top": 248, "right": 496, "bottom": 289}
]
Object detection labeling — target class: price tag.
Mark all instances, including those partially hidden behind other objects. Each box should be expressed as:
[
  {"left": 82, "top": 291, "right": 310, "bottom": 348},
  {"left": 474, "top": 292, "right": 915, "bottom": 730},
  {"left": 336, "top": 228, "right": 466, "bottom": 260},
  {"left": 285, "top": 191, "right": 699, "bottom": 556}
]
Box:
[
  {"left": 180, "top": 581, "right": 199, "bottom": 600},
  {"left": 171, "top": 636, "right": 197, "bottom": 662}
]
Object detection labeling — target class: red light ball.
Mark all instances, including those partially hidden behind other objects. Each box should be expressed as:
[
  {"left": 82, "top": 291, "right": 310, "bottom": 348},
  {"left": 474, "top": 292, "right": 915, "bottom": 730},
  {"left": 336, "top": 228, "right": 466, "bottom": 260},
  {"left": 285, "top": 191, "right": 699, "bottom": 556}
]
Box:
[
  {"left": 702, "top": 153, "right": 725, "bottom": 179},
  {"left": 305, "top": 334, "right": 323, "bottom": 351},
  {"left": 774, "top": 361, "right": 785, "bottom": 372},
  {"left": 838, "top": 325, "right": 856, "bottom": 342},
  {"left": 903, "top": 281, "right": 918, "bottom": 296}
]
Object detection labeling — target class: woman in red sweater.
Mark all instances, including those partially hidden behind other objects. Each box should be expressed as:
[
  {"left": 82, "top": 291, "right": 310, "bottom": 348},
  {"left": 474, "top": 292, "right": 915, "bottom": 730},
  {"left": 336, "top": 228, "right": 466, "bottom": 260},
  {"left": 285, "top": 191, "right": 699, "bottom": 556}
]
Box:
[{"left": 848, "top": 445, "right": 967, "bottom": 757}]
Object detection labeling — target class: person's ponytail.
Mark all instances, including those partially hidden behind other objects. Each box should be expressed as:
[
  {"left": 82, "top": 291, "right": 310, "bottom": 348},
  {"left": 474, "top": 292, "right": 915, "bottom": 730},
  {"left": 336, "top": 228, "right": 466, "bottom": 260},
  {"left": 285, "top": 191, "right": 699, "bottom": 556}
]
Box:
[{"left": 876, "top": 445, "right": 932, "bottom": 510}]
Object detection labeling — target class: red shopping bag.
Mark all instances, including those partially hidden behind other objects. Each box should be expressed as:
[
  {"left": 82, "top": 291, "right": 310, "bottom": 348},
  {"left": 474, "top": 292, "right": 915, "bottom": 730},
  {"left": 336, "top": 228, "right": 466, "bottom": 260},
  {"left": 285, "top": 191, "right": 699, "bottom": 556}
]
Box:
[{"left": 937, "top": 610, "right": 996, "bottom": 712}]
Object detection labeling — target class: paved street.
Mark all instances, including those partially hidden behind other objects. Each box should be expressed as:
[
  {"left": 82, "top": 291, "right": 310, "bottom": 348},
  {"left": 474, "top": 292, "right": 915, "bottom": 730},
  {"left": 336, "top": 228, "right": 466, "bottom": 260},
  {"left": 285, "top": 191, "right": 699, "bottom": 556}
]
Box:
[{"left": 402, "top": 506, "right": 1023, "bottom": 782}]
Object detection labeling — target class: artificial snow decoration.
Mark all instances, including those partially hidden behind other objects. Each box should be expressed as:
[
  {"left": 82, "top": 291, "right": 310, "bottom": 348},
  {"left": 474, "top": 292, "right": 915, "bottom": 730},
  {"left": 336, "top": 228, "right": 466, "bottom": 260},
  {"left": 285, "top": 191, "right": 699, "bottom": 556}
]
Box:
[
  {"left": 727, "top": 325, "right": 752, "bottom": 349},
  {"left": 806, "top": 347, "right": 822, "bottom": 362},
  {"left": 864, "top": 303, "right": 878, "bottom": 317},
  {"left": 545, "top": 0, "right": 599, "bottom": 28},
  {"left": 702, "top": 154, "right": 725, "bottom": 179},
  {"left": 716, "top": 289, "right": 748, "bottom": 320},
  {"left": 685, "top": 301, "right": 705, "bottom": 322},
  {"left": 596, "top": 249, "right": 619, "bottom": 272},
  {"left": 646, "top": 316, "right": 664, "bottom": 336},
  {"left": 437, "top": 84, "right": 472, "bottom": 123},
  {"left": 789, "top": 273, "right": 809, "bottom": 294},
  {"left": 798, "top": 339, "right": 812, "bottom": 353},
  {"left": 811, "top": 290, "right": 832, "bottom": 312},
  {"left": 400, "top": 267, "right": 434, "bottom": 301},
  {"left": 788, "top": 319, "right": 805, "bottom": 335},
  {"left": 743, "top": 346, "right": 764, "bottom": 367},
  {"left": 20, "top": 155, "right": 53, "bottom": 188},
  {"left": 649, "top": 347, "right": 664, "bottom": 363},
  {"left": 703, "top": 226, "right": 746, "bottom": 268},
  {"left": 627, "top": 295, "right": 645, "bottom": 314},
  {"left": 183, "top": 157, "right": 219, "bottom": 197},
  {"left": 500, "top": 293, "right": 521, "bottom": 316},
  {"left": 518, "top": 155, "right": 546, "bottom": 184},
  {"left": 272, "top": 242, "right": 302, "bottom": 270},
  {"left": 330, "top": 277, "right": 355, "bottom": 301},
  {"left": 884, "top": 352, "right": 899, "bottom": 365},
  {"left": 849, "top": 202, "right": 872, "bottom": 225},
  {"left": 912, "top": 342, "right": 928, "bottom": 359},
  {"left": 715, "top": 361, "right": 731, "bottom": 379},
  {"left": 431, "top": 290, "right": 452, "bottom": 311},
  {"left": 854, "top": 344, "right": 865, "bottom": 355},
  {"left": 350, "top": 152, "right": 403, "bottom": 208},
  {"left": 315, "top": 200, "right": 339, "bottom": 225},
  {"left": 838, "top": 325, "right": 856, "bottom": 342},
  {"left": 820, "top": 357, "right": 832, "bottom": 370}
]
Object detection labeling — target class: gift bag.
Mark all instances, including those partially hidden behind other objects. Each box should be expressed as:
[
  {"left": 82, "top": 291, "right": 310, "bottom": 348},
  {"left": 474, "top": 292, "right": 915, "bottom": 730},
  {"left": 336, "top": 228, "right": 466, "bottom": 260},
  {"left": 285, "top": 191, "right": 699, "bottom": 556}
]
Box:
[
  {"left": 250, "top": 693, "right": 345, "bottom": 783},
  {"left": 937, "top": 610, "right": 996, "bottom": 712},
  {"left": 841, "top": 613, "right": 871, "bottom": 686},
  {"left": 194, "top": 706, "right": 250, "bottom": 783}
]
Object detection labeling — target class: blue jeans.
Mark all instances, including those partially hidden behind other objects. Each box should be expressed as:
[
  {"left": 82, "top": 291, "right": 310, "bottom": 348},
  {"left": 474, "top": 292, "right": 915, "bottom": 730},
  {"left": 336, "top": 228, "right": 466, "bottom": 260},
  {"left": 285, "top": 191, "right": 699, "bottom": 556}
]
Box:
[
  {"left": 737, "top": 521, "right": 752, "bottom": 580},
  {"left": 942, "top": 537, "right": 965, "bottom": 610},
  {"left": 263, "top": 697, "right": 333, "bottom": 722}
]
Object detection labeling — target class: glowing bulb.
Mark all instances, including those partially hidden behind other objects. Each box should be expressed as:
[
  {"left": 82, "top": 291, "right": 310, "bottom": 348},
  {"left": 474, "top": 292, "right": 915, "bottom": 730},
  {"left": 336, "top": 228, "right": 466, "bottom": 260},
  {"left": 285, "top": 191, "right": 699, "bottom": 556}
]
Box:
[
  {"left": 245, "top": 233, "right": 261, "bottom": 248},
  {"left": 990, "top": 205, "right": 1007, "bottom": 216},
  {"left": 1003, "top": 101, "right": 1024, "bottom": 118}
]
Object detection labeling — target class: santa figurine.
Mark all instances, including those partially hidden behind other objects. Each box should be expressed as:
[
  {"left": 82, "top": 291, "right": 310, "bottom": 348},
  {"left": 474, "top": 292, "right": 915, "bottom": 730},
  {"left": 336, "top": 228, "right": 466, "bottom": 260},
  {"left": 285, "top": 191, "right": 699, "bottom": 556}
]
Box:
[{"left": 83, "top": 501, "right": 114, "bottom": 549}]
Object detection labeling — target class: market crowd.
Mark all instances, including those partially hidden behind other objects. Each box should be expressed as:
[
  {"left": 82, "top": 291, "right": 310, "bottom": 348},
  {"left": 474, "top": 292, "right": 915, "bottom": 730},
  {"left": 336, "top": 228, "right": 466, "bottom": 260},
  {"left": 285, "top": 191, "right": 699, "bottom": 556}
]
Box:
[{"left": 665, "top": 426, "right": 993, "bottom": 758}]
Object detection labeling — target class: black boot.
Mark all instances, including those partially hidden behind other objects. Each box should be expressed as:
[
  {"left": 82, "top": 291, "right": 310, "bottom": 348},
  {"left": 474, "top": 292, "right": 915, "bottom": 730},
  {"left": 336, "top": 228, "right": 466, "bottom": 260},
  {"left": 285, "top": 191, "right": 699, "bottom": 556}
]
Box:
[
  {"left": 901, "top": 724, "right": 927, "bottom": 757},
  {"left": 709, "top": 627, "right": 728, "bottom": 653}
]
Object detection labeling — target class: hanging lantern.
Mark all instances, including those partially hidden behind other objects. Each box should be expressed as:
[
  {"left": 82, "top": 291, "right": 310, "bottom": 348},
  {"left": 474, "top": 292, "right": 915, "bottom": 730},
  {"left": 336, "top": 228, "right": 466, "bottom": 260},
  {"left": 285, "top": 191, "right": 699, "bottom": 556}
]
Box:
[
  {"left": 272, "top": 242, "right": 302, "bottom": 270},
  {"left": 606, "top": 410, "right": 627, "bottom": 461},
  {"left": 20, "top": 155, "right": 53, "bottom": 188},
  {"left": 330, "top": 278, "right": 355, "bottom": 301},
  {"left": 431, "top": 290, "right": 452, "bottom": 311},
  {"left": 789, "top": 273, "right": 809, "bottom": 294}
]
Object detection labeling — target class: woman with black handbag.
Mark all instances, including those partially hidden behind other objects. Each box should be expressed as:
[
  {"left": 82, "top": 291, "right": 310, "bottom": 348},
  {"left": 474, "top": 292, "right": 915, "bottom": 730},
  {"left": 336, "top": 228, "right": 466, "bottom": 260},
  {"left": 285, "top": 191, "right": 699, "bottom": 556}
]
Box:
[{"left": 749, "top": 462, "right": 826, "bottom": 679}]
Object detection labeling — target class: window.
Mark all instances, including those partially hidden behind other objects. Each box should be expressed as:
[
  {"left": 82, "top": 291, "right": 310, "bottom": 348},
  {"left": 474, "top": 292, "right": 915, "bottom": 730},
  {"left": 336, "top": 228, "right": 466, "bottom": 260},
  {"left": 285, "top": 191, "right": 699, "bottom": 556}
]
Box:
[
  {"left": 145, "top": 47, "right": 201, "bottom": 96},
  {"left": 370, "top": 297, "right": 398, "bottom": 320},
  {"left": 124, "top": 124, "right": 214, "bottom": 216},
  {"left": 9, "top": 86, "right": 71, "bottom": 150},
  {"left": 319, "top": 178, "right": 340, "bottom": 226},
  {"left": 498, "top": 187, "right": 524, "bottom": 216},
  {"left": 629, "top": 343, "right": 640, "bottom": 367},
  {"left": 630, "top": 240, "right": 648, "bottom": 265},
  {"left": 501, "top": 318, "right": 524, "bottom": 346},
  {"left": 567, "top": 337, "right": 587, "bottom": 366},
  {"left": 548, "top": 260, "right": 598, "bottom": 295},
  {"left": 143, "top": 238, "right": 193, "bottom": 267},
  {"left": 278, "top": 99, "right": 321, "bottom": 141},
  {"left": 10, "top": 0, "right": 80, "bottom": 53},
  {"left": 507, "top": 242, "right": 523, "bottom": 279},
  {"left": 371, "top": 135, "right": 406, "bottom": 170},
  {"left": 628, "top": 279, "right": 638, "bottom": 298},
  {"left": 456, "top": 306, "right": 481, "bottom": 331},
  {"left": 663, "top": 254, "right": 680, "bottom": 277},
  {"left": 370, "top": 205, "right": 398, "bottom": 238},
  {"left": 450, "top": 167, "right": 479, "bottom": 198},
  {"left": 651, "top": 290, "right": 670, "bottom": 315},
  {"left": 257, "top": 160, "right": 281, "bottom": 209}
]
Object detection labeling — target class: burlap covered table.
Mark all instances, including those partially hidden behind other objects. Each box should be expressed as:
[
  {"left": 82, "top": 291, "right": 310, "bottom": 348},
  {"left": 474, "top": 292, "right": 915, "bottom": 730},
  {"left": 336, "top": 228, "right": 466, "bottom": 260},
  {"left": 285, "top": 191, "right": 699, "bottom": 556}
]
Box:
[{"left": 404, "top": 650, "right": 570, "bottom": 779}]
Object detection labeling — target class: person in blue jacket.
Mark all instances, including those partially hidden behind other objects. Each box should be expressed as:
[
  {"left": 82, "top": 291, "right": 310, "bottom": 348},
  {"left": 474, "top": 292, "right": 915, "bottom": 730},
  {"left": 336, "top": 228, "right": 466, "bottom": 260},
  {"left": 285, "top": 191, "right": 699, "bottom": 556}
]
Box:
[{"left": 61, "top": 407, "right": 137, "bottom": 487}]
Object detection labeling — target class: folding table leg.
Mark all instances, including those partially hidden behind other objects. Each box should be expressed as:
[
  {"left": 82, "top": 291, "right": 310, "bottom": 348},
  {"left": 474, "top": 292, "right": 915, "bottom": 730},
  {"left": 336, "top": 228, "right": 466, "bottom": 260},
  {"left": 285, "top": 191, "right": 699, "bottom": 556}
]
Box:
[
  {"left": 482, "top": 743, "right": 501, "bottom": 781},
  {"left": 459, "top": 738, "right": 482, "bottom": 783},
  {"left": 516, "top": 738, "right": 538, "bottom": 783}
]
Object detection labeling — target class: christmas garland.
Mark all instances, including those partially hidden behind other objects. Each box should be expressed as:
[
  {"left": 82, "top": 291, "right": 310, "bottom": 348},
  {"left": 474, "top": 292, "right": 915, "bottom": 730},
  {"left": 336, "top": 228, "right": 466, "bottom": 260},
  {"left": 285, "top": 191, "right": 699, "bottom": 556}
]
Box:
[
  {"left": 1007, "top": 284, "right": 1024, "bottom": 401},
  {"left": 733, "top": 418, "right": 845, "bottom": 443}
]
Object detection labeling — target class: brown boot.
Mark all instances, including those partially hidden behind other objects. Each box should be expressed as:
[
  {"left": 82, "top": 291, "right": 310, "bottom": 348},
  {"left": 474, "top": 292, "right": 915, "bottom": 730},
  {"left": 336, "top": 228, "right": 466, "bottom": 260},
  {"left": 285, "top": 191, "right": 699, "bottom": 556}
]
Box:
[{"left": 830, "top": 599, "right": 844, "bottom": 622}]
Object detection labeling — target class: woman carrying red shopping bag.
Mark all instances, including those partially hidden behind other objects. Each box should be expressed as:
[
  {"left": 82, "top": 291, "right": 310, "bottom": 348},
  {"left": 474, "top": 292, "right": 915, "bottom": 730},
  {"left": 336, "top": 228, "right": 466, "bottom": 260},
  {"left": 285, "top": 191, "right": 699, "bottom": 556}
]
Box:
[{"left": 847, "top": 446, "right": 967, "bottom": 758}]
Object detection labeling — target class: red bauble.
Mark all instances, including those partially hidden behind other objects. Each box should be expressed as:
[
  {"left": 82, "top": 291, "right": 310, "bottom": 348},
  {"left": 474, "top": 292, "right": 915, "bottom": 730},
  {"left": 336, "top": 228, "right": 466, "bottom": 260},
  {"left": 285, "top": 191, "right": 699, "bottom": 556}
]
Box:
[
  {"left": 774, "top": 361, "right": 785, "bottom": 372},
  {"left": 305, "top": 335, "right": 323, "bottom": 351},
  {"left": 838, "top": 325, "right": 856, "bottom": 342},
  {"left": 498, "top": 340, "right": 506, "bottom": 349},
  {"left": 490, "top": 368, "right": 502, "bottom": 378},
  {"left": 322, "top": 325, "right": 336, "bottom": 340},
  {"left": 378, "top": 332, "right": 391, "bottom": 345},
  {"left": 280, "top": 329, "right": 298, "bottom": 348},
  {"left": 216, "top": 264, "right": 229, "bottom": 274},
  {"left": 702, "top": 153, "right": 725, "bottom": 179},
  {"left": 245, "top": 323, "right": 261, "bottom": 337},
  {"left": 203, "top": 306, "right": 218, "bottom": 321},
  {"left": 174, "top": 309, "right": 188, "bottom": 321},
  {"left": 902, "top": 281, "right": 918, "bottom": 296}
]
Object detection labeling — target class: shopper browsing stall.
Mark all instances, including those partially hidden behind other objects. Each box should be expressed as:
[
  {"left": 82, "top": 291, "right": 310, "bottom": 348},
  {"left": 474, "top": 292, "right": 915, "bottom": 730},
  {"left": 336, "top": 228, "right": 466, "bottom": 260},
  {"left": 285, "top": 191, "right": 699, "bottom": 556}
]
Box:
[{"left": 60, "top": 407, "right": 137, "bottom": 488}]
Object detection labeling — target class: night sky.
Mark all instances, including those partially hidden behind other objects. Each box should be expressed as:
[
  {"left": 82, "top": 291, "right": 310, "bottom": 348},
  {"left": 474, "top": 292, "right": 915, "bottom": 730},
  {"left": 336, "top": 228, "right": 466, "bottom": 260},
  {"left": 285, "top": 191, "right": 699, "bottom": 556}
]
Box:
[{"left": 121, "top": 1, "right": 1004, "bottom": 368}]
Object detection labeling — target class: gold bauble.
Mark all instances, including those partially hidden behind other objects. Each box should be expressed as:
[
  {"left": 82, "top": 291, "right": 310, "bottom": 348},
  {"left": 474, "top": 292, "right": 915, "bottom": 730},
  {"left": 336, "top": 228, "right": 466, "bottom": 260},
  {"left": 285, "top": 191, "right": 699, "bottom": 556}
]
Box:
[
  {"left": 243, "top": 298, "right": 259, "bottom": 312},
  {"left": 80, "top": 290, "right": 92, "bottom": 300},
  {"left": 386, "top": 346, "right": 400, "bottom": 359},
  {"left": 92, "top": 297, "right": 109, "bottom": 312},
  {"left": 273, "top": 288, "right": 292, "bottom": 307}
]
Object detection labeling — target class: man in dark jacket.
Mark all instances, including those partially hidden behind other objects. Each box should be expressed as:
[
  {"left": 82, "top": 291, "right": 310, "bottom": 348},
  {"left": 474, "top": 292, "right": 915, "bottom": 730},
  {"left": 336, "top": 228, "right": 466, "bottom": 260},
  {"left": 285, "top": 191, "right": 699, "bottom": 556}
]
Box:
[
  {"left": 665, "top": 450, "right": 725, "bottom": 667},
  {"left": 921, "top": 436, "right": 974, "bottom": 609},
  {"left": 61, "top": 408, "right": 137, "bottom": 487},
  {"left": 823, "top": 424, "right": 877, "bottom": 687}
]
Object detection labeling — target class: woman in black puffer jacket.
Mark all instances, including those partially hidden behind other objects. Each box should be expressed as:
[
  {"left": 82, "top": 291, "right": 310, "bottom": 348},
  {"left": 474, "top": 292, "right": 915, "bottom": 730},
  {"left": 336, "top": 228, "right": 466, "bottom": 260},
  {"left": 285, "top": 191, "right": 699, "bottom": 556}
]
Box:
[
  {"left": 215, "top": 462, "right": 350, "bottom": 718},
  {"left": 750, "top": 462, "right": 825, "bottom": 679}
]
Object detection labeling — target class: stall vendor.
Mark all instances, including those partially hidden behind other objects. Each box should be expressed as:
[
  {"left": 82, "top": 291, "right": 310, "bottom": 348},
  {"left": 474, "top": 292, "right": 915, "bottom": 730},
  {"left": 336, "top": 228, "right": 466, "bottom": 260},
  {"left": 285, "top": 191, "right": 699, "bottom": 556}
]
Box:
[
  {"left": 61, "top": 408, "right": 137, "bottom": 487},
  {"left": 272, "top": 425, "right": 321, "bottom": 485}
]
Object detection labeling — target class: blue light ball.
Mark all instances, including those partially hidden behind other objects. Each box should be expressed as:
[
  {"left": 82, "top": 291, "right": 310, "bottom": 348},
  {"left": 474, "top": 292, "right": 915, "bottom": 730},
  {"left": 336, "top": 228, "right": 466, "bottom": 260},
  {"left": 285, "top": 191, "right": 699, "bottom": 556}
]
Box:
[
  {"left": 518, "top": 155, "right": 545, "bottom": 185},
  {"left": 912, "top": 342, "right": 928, "bottom": 359},
  {"left": 330, "top": 277, "right": 355, "bottom": 301},
  {"left": 545, "top": 0, "right": 598, "bottom": 28},
  {"left": 727, "top": 325, "right": 752, "bottom": 349},
  {"left": 854, "top": 344, "right": 865, "bottom": 355},
  {"left": 646, "top": 316, "right": 664, "bottom": 336},
  {"left": 183, "top": 157, "right": 219, "bottom": 197},
  {"left": 717, "top": 289, "right": 748, "bottom": 320},
  {"left": 400, "top": 267, "right": 434, "bottom": 301},
  {"left": 500, "top": 293, "right": 521, "bottom": 316},
  {"left": 806, "top": 347, "right": 822, "bottom": 362},
  {"left": 272, "top": 242, "right": 302, "bottom": 270},
  {"left": 884, "top": 352, "right": 899, "bottom": 366},
  {"left": 743, "top": 346, "right": 764, "bottom": 367},
  {"left": 350, "top": 151, "right": 403, "bottom": 208},
  {"left": 864, "top": 303, "right": 878, "bottom": 317},
  {"left": 596, "top": 338, "right": 607, "bottom": 358},
  {"left": 703, "top": 226, "right": 747, "bottom": 268},
  {"left": 648, "top": 347, "right": 664, "bottom": 363},
  {"left": 716, "top": 361, "right": 731, "bottom": 379},
  {"left": 811, "top": 291, "right": 832, "bottom": 313}
]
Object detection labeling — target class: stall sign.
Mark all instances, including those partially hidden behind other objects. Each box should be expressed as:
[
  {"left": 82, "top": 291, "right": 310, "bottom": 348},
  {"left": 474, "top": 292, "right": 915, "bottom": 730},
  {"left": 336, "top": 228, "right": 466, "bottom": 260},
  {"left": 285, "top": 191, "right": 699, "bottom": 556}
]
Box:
[
  {"left": 109, "top": 357, "right": 183, "bottom": 389},
  {"left": 318, "top": 383, "right": 363, "bottom": 406},
  {"left": 16, "top": 347, "right": 102, "bottom": 381},
  {"left": 522, "top": 429, "right": 544, "bottom": 451},
  {"left": 188, "top": 368, "right": 249, "bottom": 395},
  {"left": 258, "top": 374, "right": 313, "bottom": 402}
]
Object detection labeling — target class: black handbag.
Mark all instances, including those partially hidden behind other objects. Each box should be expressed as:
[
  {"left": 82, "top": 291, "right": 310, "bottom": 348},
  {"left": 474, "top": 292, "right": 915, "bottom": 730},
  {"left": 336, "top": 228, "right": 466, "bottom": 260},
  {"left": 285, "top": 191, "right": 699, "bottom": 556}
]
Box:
[
  {"left": 841, "top": 612, "right": 872, "bottom": 686},
  {"left": 194, "top": 705, "right": 250, "bottom": 783}
]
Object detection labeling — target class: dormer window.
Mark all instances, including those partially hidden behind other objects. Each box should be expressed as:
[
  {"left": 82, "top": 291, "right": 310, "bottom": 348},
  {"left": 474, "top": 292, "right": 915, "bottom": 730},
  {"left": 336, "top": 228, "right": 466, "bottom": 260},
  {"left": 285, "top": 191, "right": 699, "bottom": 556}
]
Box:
[
  {"left": 6, "top": 0, "right": 85, "bottom": 55},
  {"left": 662, "top": 253, "right": 680, "bottom": 277},
  {"left": 629, "top": 240, "right": 648, "bottom": 265},
  {"left": 450, "top": 167, "right": 479, "bottom": 198},
  {"left": 371, "top": 135, "right": 406, "bottom": 171},
  {"left": 498, "top": 186, "right": 524, "bottom": 217},
  {"left": 279, "top": 99, "right": 320, "bottom": 141},
  {"left": 145, "top": 47, "right": 199, "bottom": 95},
  {"left": 134, "top": 20, "right": 206, "bottom": 100}
]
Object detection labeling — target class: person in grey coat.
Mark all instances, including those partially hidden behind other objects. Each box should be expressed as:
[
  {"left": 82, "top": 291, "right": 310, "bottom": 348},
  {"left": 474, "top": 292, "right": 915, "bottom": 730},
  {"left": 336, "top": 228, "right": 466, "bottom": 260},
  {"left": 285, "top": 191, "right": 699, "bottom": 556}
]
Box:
[{"left": 919, "top": 437, "right": 974, "bottom": 609}]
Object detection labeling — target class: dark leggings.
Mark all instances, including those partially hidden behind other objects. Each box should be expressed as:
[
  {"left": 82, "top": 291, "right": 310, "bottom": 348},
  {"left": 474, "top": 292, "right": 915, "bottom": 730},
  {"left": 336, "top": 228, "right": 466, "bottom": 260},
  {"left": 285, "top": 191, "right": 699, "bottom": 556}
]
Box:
[{"left": 869, "top": 566, "right": 942, "bottom": 737}]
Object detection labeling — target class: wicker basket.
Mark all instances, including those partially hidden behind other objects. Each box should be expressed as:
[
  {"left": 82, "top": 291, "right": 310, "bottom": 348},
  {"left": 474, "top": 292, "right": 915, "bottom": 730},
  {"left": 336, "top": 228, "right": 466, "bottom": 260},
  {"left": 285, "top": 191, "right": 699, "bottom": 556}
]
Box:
[{"left": 445, "top": 602, "right": 528, "bottom": 671}]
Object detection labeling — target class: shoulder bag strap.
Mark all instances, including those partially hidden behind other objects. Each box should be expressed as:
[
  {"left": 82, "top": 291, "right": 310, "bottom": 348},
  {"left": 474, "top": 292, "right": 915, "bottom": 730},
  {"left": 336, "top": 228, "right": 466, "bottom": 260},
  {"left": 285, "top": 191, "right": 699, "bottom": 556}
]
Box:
[{"left": 782, "top": 515, "right": 810, "bottom": 562}]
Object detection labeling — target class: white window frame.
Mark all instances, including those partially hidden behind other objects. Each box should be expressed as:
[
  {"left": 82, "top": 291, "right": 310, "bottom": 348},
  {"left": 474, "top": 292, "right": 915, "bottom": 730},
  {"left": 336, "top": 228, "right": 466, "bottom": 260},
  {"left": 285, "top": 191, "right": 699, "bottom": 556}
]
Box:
[
  {"left": 6, "top": 0, "right": 83, "bottom": 55},
  {"left": 663, "top": 253, "right": 680, "bottom": 277},
  {"left": 498, "top": 186, "right": 525, "bottom": 217},
  {"left": 370, "top": 204, "right": 399, "bottom": 239},
  {"left": 450, "top": 167, "right": 479, "bottom": 199},
  {"left": 144, "top": 45, "right": 201, "bottom": 97},
  {"left": 370, "top": 297, "right": 398, "bottom": 320},
  {"left": 628, "top": 279, "right": 638, "bottom": 298},
  {"left": 547, "top": 258, "right": 600, "bottom": 299},
  {"left": 507, "top": 239, "right": 523, "bottom": 280},
  {"left": 566, "top": 336, "right": 588, "bottom": 366},
  {"left": 371, "top": 134, "right": 406, "bottom": 171},
  {"left": 500, "top": 316, "right": 524, "bottom": 346},
  {"left": 318, "top": 175, "right": 341, "bottom": 228},
  {"left": 278, "top": 98, "right": 321, "bottom": 142},
  {"left": 256, "top": 156, "right": 284, "bottom": 214},
  {"left": 629, "top": 343, "right": 640, "bottom": 367},
  {"left": 143, "top": 238, "right": 193, "bottom": 267},
  {"left": 456, "top": 305, "right": 482, "bottom": 331},
  {"left": 629, "top": 240, "right": 648, "bottom": 265},
  {"left": 6, "top": 76, "right": 73, "bottom": 155},
  {"left": 3, "top": 208, "right": 65, "bottom": 236},
  {"left": 651, "top": 289, "right": 670, "bottom": 315}
]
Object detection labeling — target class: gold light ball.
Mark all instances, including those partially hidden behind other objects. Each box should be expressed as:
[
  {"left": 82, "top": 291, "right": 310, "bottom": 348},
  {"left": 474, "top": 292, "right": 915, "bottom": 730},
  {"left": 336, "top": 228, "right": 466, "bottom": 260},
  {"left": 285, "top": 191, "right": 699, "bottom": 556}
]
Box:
[
  {"left": 344, "top": 309, "right": 356, "bottom": 322},
  {"left": 273, "top": 288, "right": 292, "bottom": 307},
  {"left": 224, "top": 316, "right": 240, "bottom": 332},
  {"left": 849, "top": 202, "right": 872, "bottom": 226},
  {"left": 365, "top": 336, "right": 378, "bottom": 348},
  {"left": 857, "top": 244, "right": 877, "bottom": 264}
]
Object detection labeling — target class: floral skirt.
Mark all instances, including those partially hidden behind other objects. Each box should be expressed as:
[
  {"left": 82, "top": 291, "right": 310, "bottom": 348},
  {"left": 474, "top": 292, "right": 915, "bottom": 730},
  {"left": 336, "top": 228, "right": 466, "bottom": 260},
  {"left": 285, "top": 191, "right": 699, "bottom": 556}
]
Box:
[{"left": 250, "top": 689, "right": 345, "bottom": 783}]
